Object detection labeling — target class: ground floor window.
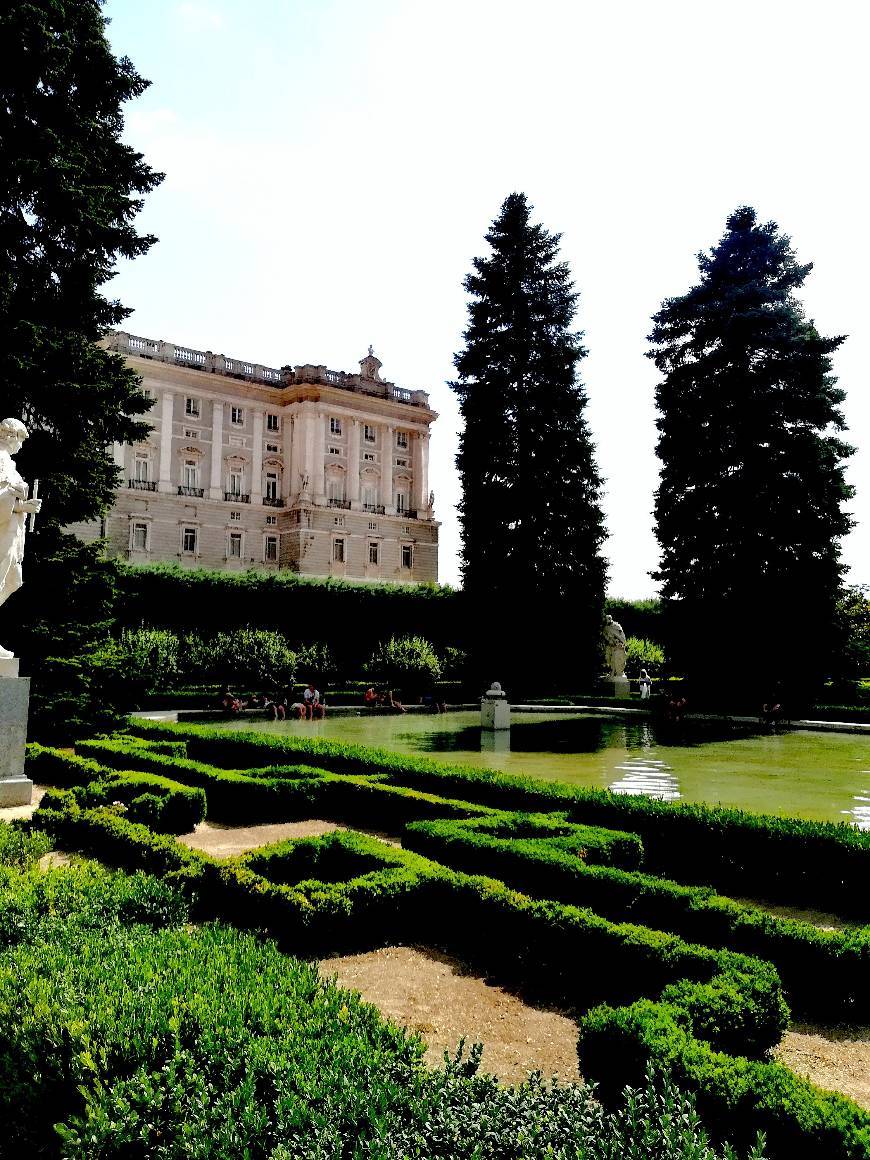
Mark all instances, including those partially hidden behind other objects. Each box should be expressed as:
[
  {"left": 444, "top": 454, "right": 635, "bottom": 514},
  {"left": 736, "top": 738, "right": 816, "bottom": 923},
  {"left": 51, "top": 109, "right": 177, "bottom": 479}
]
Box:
[
  {"left": 182, "top": 526, "right": 197, "bottom": 554},
  {"left": 132, "top": 522, "right": 148, "bottom": 551},
  {"left": 264, "top": 535, "right": 278, "bottom": 562},
  {"left": 333, "top": 538, "right": 345, "bottom": 563},
  {"left": 401, "top": 544, "right": 413, "bottom": 569},
  {"left": 368, "top": 541, "right": 379, "bottom": 565},
  {"left": 228, "top": 531, "right": 242, "bottom": 559}
]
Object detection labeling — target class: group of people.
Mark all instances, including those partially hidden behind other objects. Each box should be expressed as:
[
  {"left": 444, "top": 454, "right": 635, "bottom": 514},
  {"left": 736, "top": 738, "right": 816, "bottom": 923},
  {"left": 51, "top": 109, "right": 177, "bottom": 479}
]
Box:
[
  {"left": 363, "top": 686, "right": 405, "bottom": 713},
  {"left": 219, "top": 683, "right": 326, "bottom": 721}
]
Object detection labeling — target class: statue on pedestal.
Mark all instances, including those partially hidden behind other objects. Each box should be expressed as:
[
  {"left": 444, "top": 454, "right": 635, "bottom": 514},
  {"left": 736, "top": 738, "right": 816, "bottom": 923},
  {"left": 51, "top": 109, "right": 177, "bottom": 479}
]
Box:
[
  {"left": 602, "top": 614, "right": 627, "bottom": 678},
  {"left": 0, "top": 419, "right": 42, "bottom": 659}
]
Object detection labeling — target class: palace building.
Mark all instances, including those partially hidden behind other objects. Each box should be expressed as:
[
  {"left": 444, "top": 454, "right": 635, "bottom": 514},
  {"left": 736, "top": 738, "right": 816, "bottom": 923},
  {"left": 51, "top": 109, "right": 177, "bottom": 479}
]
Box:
[{"left": 71, "top": 331, "right": 439, "bottom": 582}]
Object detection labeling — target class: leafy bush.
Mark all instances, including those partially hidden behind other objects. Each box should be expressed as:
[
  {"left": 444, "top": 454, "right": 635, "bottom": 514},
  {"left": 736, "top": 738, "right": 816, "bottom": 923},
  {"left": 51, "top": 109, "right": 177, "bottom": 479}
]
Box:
[
  {"left": 0, "top": 822, "right": 52, "bottom": 868},
  {"left": 185, "top": 628, "right": 297, "bottom": 688},
  {"left": 369, "top": 634, "right": 442, "bottom": 691},
  {"left": 626, "top": 636, "right": 666, "bottom": 674}
]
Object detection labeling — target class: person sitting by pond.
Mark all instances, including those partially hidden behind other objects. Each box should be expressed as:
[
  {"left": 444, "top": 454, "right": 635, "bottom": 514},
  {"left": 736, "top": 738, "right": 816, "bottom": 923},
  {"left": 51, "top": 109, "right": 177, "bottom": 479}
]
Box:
[
  {"left": 664, "top": 693, "right": 687, "bottom": 722},
  {"left": 263, "top": 693, "right": 286, "bottom": 721},
  {"left": 364, "top": 686, "right": 379, "bottom": 709},
  {"left": 219, "top": 686, "right": 242, "bottom": 713},
  {"left": 761, "top": 699, "right": 785, "bottom": 729},
  {"left": 288, "top": 699, "right": 306, "bottom": 719},
  {"left": 303, "top": 682, "right": 326, "bottom": 719},
  {"left": 638, "top": 669, "right": 652, "bottom": 700},
  {"left": 385, "top": 688, "right": 405, "bottom": 714}
]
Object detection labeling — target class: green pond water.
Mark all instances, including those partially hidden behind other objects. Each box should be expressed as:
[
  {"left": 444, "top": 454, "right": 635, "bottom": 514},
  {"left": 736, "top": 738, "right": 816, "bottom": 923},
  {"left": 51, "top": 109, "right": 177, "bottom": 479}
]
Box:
[{"left": 209, "top": 711, "right": 870, "bottom": 829}]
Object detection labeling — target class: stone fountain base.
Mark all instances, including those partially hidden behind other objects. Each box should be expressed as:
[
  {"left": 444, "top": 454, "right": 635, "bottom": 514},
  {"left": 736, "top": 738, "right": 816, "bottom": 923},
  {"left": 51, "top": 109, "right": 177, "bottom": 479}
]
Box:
[{"left": 0, "top": 660, "right": 33, "bottom": 806}]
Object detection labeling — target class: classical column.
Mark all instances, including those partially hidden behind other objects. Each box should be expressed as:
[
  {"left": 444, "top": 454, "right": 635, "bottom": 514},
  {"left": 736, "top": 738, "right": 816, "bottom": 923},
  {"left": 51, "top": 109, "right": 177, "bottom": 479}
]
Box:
[
  {"left": 347, "top": 418, "right": 361, "bottom": 508},
  {"left": 383, "top": 424, "right": 395, "bottom": 513},
  {"left": 282, "top": 411, "right": 295, "bottom": 501},
  {"left": 313, "top": 410, "right": 327, "bottom": 505},
  {"left": 412, "top": 430, "right": 426, "bottom": 512},
  {"left": 301, "top": 404, "right": 315, "bottom": 501},
  {"left": 157, "top": 392, "right": 174, "bottom": 494},
  {"left": 209, "top": 399, "right": 224, "bottom": 499},
  {"left": 251, "top": 410, "right": 264, "bottom": 503}
]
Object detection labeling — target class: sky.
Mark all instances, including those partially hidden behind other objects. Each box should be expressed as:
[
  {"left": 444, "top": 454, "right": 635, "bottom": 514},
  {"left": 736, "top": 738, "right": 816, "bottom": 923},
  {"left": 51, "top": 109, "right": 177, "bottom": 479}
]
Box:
[{"left": 102, "top": 0, "right": 869, "bottom": 595}]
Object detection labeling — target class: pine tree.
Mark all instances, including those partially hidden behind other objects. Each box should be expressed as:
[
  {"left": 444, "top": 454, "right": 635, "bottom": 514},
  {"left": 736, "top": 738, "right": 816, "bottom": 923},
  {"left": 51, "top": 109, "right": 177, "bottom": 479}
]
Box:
[
  {"left": 649, "top": 207, "right": 853, "bottom": 705},
  {"left": 0, "top": 0, "right": 161, "bottom": 727},
  {"left": 451, "top": 193, "right": 607, "bottom": 690}
]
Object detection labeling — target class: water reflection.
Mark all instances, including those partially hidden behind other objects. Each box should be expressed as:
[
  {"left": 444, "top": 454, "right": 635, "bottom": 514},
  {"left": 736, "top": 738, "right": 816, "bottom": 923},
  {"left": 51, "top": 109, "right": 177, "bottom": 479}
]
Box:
[
  {"left": 842, "top": 781, "right": 870, "bottom": 830},
  {"left": 608, "top": 756, "right": 681, "bottom": 801}
]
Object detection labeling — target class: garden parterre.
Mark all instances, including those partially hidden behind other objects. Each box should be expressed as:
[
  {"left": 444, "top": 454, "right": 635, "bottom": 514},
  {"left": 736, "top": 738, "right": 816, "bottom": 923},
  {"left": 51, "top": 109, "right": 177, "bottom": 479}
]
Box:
[{"left": 21, "top": 724, "right": 870, "bottom": 1159}]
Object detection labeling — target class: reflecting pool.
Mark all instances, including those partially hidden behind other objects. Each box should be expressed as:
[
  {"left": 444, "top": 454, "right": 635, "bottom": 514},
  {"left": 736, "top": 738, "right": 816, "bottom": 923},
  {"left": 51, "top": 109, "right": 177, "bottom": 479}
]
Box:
[{"left": 208, "top": 711, "right": 870, "bottom": 829}]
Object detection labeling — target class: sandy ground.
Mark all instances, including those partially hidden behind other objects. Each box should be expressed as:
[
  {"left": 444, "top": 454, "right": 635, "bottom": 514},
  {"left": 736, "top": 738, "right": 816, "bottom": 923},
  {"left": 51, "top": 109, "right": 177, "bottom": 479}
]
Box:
[
  {"left": 318, "top": 944, "right": 581, "bottom": 1085},
  {"left": 0, "top": 784, "right": 45, "bottom": 823},
  {"left": 775, "top": 1024, "right": 870, "bottom": 1110},
  {"left": 731, "top": 895, "right": 859, "bottom": 933},
  {"left": 178, "top": 818, "right": 402, "bottom": 858}
]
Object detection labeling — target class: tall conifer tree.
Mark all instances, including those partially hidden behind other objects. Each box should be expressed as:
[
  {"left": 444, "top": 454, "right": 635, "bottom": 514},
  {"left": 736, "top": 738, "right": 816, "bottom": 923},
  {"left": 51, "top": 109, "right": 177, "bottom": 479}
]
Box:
[
  {"left": 451, "top": 193, "right": 606, "bottom": 688},
  {"left": 649, "top": 207, "right": 853, "bottom": 703},
  {"left": 0, "top": 0, "right": 161, "bottom": 725}
]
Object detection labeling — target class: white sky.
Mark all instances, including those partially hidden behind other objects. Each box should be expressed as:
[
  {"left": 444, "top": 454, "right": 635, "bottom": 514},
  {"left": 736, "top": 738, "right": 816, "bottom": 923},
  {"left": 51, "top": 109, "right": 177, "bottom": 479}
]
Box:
[{"left": 103, "top": 0, "right": 870, "bottom": 595}]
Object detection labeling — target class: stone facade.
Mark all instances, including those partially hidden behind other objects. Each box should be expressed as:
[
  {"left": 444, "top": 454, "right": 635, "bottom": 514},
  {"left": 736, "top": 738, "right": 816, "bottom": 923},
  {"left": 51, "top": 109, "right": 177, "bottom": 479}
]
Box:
[{"left": 71, "top": 332, "right": 439, "bottom": 583}]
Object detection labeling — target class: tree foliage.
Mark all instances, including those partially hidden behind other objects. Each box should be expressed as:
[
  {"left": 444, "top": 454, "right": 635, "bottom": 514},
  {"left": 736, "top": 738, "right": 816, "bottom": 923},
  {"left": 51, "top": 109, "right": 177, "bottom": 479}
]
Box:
[
  {"left": 649, "top": 207, "right": 853, "bottom": 703},
  {"left": 451, "top": 193, "right": 606, "bottom": 689},
  {"left": 0, "top": 0, "right": 161, "bottom": 713}
]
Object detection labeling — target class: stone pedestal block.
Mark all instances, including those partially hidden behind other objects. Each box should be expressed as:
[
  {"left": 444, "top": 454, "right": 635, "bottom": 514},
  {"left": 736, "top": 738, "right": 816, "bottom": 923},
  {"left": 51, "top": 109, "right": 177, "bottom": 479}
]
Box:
[
  {"left": 600, "top": 675, "right": 631, "bottom": 699},
  {"left": 481, "top": 682, "right": 511, "bottom": 731},
  {"left": 0, "top": 676, "right": 33, "bottom": 806}
]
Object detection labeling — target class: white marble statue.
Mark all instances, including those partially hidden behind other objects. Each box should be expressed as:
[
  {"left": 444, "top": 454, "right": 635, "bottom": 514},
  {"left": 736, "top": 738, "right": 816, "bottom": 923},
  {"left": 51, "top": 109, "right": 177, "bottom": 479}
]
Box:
[
  {"left": 0, "top": 419, "right": 42, "bottom": 659},
  {"left": 602, "top": 614, "right": 627, "bottom": 678}
]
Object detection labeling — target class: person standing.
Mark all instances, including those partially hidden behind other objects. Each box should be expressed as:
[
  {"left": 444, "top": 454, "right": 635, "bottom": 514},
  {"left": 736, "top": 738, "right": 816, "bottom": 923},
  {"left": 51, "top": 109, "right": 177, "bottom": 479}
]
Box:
[{"left": 639, "top": 669, "right": 652, "bottom": 699}]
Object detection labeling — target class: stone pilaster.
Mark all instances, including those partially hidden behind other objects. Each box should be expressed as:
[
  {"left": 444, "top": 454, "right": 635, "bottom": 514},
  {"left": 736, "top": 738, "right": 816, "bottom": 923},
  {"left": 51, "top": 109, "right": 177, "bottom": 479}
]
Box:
[
  {"left": 251, "top": 410, "right": 264, "bottom": 503},
  {"left": 157, "top": 392, "right": 175, "bottom": 494},
  {"left": 0, "top": 663, "right": 32, "bottom": 806},
  {"left": 383, "top": 424, "right": 395, "bottom": 513},
  {"left": 347, "top": 418, "right": 361, "bottom": 509},
  {"left": 209, "top": 399, "right": 224, "bottom": 499}
]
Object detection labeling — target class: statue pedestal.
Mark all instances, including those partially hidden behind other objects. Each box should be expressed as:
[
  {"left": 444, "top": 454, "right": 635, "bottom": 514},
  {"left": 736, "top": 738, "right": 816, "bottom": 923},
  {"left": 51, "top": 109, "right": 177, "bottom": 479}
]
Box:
[
  {"left": 481, "top": 682, "right": 511, "bottom": 731},
  {"left": 0, "top": 667, "right": 33, "bottom": 806},
  {"left": 600, "top": 675, "right": 630, "bottom": 700}
]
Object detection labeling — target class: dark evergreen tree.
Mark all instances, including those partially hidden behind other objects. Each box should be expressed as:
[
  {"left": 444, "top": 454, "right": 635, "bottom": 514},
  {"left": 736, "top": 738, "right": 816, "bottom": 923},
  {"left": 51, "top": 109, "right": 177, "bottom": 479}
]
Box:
[
  {"left": 0, "top": 0, "right": 161, "bottom": 733},
  {"left": 649, "top": 207, "right": 853, "bottom": 706},
  {"left": 451, "top": 193, "right": 607, "bottom": 690}
]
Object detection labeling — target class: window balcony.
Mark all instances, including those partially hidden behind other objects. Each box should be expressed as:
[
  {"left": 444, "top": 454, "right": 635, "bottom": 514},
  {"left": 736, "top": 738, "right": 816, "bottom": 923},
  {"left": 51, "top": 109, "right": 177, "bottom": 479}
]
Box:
[
  {"left": 128, "top": 479, "right": 157, "bottom": 491},
  {"left": 263, "top": 496, "right": 284, "bottom": 507},
  {"left": 327, "top": 498, "right": 351, "bottom": 509},
  {"left": 178, "top": 486, "right": 204, "bottom": 498},
  {"left": 401, "top": 509, "right": 418, "bottom": 520},
  {"left": 224, "top": 491, "right": 250, "bottom": 503},
  {"left": 363, "top": 503, "right": 386, "bottom": 514}
]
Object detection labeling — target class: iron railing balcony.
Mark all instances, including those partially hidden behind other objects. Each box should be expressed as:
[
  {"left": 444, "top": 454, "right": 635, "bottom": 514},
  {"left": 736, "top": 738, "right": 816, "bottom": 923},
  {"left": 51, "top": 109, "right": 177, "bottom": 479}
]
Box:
[
  {"left": 128, "top": 479, "right": 157, "bottom": 491},
  {"left": 363, "top": 503, "right": 386, "bottom": 514},
  {"left": 400, "top": 509, "right": 418, "bottom": 520},
  {"left": 327, "top": 498, "right": 351, "bottom": 509},
  {"left": 178, "top": 486, "right": 204, "bottom": 497},
  {"left": 224, "top": 491, "right": 250, "bottom": 503},
  {"left": 263, "top": 496, "right": 285, "bottom": 507}
]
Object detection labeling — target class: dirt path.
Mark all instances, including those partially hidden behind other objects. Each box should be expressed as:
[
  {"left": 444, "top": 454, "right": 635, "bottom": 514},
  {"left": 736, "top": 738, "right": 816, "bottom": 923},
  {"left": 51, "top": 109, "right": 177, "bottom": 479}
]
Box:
[
  {"left": 775, "top": 1024, "right": 870, "bottom": 1110},
  {"left": 0, "top": 784, "right": 46, "bottom": 823},
  {"left": 178, "top": 818, "right": 401, "bottom": 858},
  {"left": 731, "top": 896, "right": 860, "bottom": 933},
  {"left": 318, "top": 944, "right": 581, "bottom": 1085}
]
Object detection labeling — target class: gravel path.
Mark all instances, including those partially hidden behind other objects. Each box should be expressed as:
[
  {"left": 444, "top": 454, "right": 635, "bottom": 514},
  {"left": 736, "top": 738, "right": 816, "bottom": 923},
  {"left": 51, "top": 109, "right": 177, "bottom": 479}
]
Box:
[
  {"left": 775, "top": 1023, "right": 870, "bottom": 1110},
  {"left": 318, "top": 944, "right": 582, "bottom": 1085},
  {"left": 178, "top": 818, "right": 402, "bottom": 858}
]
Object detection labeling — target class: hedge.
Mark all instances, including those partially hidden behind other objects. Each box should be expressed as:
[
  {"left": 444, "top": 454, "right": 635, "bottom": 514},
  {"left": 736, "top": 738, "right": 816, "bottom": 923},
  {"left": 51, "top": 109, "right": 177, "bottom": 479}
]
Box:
[
  {"left": 404, "top": 815, "right": 870, "bottom": 1023},
  {"left": 32, "top": 791, "right": 870, "bottom": 1157},
  {"left": 25, "top": 744, "right": 206, "bottom": 834},
  {"left": 126, "top": 719, "right": 870, "bottom": 918}
]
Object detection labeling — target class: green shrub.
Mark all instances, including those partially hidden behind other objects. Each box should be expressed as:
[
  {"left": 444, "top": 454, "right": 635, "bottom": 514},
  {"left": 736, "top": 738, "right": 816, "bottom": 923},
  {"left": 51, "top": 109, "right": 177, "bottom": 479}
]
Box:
[
  {"left": 294, "top": 640, "right": 338, "bottom": 682},
  {"left": 369, "top": 634, "right": 442, "bottom": 690},
  {"left": 184, "top": 628, "right": 297, "bottom": 688},
  {"left": 0, "top": 821, "right": 52, "bottom": 868},
  {"left": 626, "top": 636, "right": 666, "bottom": 673}
]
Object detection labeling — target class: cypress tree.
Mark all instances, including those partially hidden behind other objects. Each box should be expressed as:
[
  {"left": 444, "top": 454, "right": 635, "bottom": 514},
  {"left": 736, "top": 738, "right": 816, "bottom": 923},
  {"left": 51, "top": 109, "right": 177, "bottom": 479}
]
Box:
[
  {"left": 649, "top": 207, "right": 853, "bottom": 705},
  {"left": 451, "top": 193, "right": 606, "bottom": 690},
  {"left": 0, "top": 0, "right": 161, "bottom": 730}
]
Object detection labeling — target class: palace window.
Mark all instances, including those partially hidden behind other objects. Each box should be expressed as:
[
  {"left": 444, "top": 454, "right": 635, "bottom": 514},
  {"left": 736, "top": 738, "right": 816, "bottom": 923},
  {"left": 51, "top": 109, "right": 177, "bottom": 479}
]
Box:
[
  {"left": 243, "top": 364, "right": 253, "bottom": 374},
  {"left": 183, "top": 428, "right": 199, "bottom": 439},
  {"left": 266, "top": 413, "right": 280, "bottom": 432},
  {"left": 131, "top": 522, "right": 149, "bottom": 551},
  {"left": 396, "top": 492, "right": 408, "bottom": 513},
  {"left": 368, "top": 521, "right": 378, "bottom": 531},
  {"left": 266, "top": 443, "right": 279, "bottom": 453},
  {"left": 264, "top": 535, "right": 278, "bottom": 562},
  {"left": 231, "top": 406, "right": 244, "bottom": 426},
  {"left": 183, "top": 460, "right": 198, "bottom": 489},
  {"left": 330, "top": 417, "right": 343, "bottom": 436},
  {"left": 333, "top": 538, "right": 346, "bottom": 563},
  {"left": 134, "top": 452, "right": 150, "bottom": 482},
  {"left": 396, "top": 431, "right": 408, "bottom": 449},
  {"left": 230, "top": 510, "right": 241, "bottom": 522},
  {"left": 364, "top": 424, "right": 376, "bottom": 443},
  {"left": 363, "top": 452, "right": 375, "bottom": 462},
  {"left": 328, "top": 446, "right": 342, "bottom": 455},
  {"left": 266, "top": 514, "right": 277, "bottom": 526},
  {"left": 182, "top": 527, "right": 198, "bottom": 554},
  {"left": 265, "top": 472, "right": 279, "bottom": 500},
  {"left": 327, "top": 478, "right": 345, "bottom": 502},
  {"left": 185, "top": 397, "right": 200, "bottom": 418},
  {"left": 396, "top": 457, "right": 408, "bottom": 467},
  {"left": 227, "top": 470, "right": 243, "bottom": 495},
  {"left": 228, "top": 532, "right": 242, "bottom": 559},
  {"left": 368, "top": 542, "right": 380, "bottom": 566},
  {"left": 401, "top": 544, "right": 413, "bottom": 569},
  {"left": 333, "top": 516, "right": 345, "bottom": 527},
  {"left": 362, "top": 486, "right": 377, "bottom": 508}
]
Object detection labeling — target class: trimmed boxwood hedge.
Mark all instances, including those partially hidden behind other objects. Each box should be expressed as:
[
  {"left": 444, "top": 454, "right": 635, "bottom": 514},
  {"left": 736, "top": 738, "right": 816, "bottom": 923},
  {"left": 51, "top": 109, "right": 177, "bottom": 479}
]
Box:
[
  {"left": 403, "top": 815, "right": 870, "bottom": 1023},
  {"left": 126, "top": 719, "right": 870, "bottom": 919}
]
